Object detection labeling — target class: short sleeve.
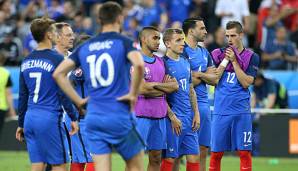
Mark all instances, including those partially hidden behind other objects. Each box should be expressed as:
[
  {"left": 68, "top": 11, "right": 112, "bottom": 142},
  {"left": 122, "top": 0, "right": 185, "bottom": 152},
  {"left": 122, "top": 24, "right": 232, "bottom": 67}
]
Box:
[
  {"left": 207, "top": 53, "right": 214, "bottom": 67},
  {"left": 123, "top": 37, "right": 137, "bottom": 56},
  {"left": 69, "top": 46, "right": 81, "bottom": 67},
  {"left": 245, "top": 53, "right": 260, "bottom": 78}
]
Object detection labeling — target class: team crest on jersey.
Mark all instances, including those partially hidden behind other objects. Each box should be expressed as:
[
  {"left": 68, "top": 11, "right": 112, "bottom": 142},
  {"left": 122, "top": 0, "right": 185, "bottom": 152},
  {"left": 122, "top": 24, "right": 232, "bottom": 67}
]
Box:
[
  {"left": 144, "top": 67, "right": 151, "bottom": 80},
  {"left": 73, "top": 68, "right": 83, "bottom": 77}
]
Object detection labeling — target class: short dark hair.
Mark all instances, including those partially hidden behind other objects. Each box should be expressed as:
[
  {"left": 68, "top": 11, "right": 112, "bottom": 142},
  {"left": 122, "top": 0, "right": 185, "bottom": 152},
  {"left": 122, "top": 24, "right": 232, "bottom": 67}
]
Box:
[
  {"left": 163, "top": 28, "right": 183, "bottom": 44},
  {"left": 30, "top": 17, "right": 55, "bottom": 43},
  {"left": 98, "top": 2, "right": 122, "bottom": 26},
  {"left": 55, "top": 22, "right": 71, "bottom": 34},
  {"left": 182, "top": 17, "right": 203, "bottom": 36},
  {"left": 226, "top": 21, "right": 243, "bottom": 33},
  {"left": 138, "top": 26, "right": 159, "bottom": 47},
  {"left": 74, "top": 34, "right": 91, "bottom": 47}
]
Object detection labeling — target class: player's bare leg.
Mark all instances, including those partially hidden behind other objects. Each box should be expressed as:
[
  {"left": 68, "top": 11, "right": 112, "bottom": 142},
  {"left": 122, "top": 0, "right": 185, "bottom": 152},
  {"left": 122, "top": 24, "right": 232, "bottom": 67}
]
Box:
[
  {"left": 172, "top": 157, "right": 182, "bottom": 171},
  {"left": 186, "top": 154, "right": 200, "bottom": 171},
  {"left": 92, "top": 154, "right": 111, "bottom": 171},
  {"left": 125, "top": 150, "right": 144, "bottom": 171},
  {"left": 51, "top": 163, "right": 68, "bottom": 171},
  {"left": 200, "top": 146, "right": 209, "bottom": 171},
  {"left": 148, "top": 150, "right": 162, "bottom": 171},
  {"left": 31, "top": 162, "right": 45, "bottom": 171}
]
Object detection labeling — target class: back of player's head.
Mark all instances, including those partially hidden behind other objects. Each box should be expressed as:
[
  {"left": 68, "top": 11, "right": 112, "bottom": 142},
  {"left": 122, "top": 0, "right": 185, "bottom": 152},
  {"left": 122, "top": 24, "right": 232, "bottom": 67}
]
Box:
[
  {"left": 138, "top": 26, "right": 159, "bottom": 47},
  {"left": 98, "top": 2, "right": 122, "bottom": 26},
  {"left": 55, "top": 22, "right": 71, "bottom": 34},
  {"left": 163, "top": 28, "right": 183, "bottom": 44},
  {"left": 182, "top": 17, "right": 203, "bottom": 36},
  {"left": 74, "top": 34, "right": 91, "bottom": 47},
  {"left": 226, "top": 21, "right": 243, "bottom": 34},
  {"left": 30, "top": 17, "right": 55, "bottom": 43}
]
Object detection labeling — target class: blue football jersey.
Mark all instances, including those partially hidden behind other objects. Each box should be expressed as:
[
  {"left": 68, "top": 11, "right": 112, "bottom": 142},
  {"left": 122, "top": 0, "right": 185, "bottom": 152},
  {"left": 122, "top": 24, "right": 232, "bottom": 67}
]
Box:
[
  {"left": 213, "top": 53, "right": 260, "bottom": 115},
  {"left": 184, "top": 44, "right": 213, "bottom": 105},
  {"left": 163, "top": 56, "right": 192, "bottom": 117},
  {"left": 18, "top": 49, "right": 77, "bottom": 127},
  {"left": 69, "top": 32, "right": 136, "bottom": 114}
]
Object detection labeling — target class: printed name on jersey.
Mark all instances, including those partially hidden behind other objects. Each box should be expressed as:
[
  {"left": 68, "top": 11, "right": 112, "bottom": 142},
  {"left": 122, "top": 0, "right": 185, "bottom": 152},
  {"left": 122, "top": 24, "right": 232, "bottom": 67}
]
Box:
[
  {"left": 21, "top": 60, "right": 53, "bottom": 72},
  {"left": 88, "top": 41, "right": 113, "bottom": 51}
]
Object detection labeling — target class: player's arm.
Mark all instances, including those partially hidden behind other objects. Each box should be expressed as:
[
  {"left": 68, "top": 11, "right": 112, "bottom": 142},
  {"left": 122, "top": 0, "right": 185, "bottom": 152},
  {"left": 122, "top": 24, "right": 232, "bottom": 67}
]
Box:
[
  {"left": 192, "top": 67, "right": 218, "bottom": 86},
  {"left": 53, "top": 59, "right": 86, "bottom": 108},
  {"left": 189, "top": 83, "right": 200, "bottom": 131},
  {"left": 250, "top": 92, "right": 257, "bottom": 108},
  {"left": 57, "top": 89, "right": 79, "bottom": 121},
  {"left": 139, "top": 80, "right": 165, "bottom": 97},
  {"left": 117, "top": 50, "right": 144, "bottom": 110},
  {"left": 153, "top": 75, "right": 179, "bottom": 94},
  {"left": 167, "top": 103, "right": 182, "bottom": 135},
  {"left": 16, "top": 72, "right": 28, "bottom": 142},
  {"left": 213, "top": 58, "right": 229, "bottom": 85},
  {"left": 265, "top": 93, "right": 276, "bottom": 109}
]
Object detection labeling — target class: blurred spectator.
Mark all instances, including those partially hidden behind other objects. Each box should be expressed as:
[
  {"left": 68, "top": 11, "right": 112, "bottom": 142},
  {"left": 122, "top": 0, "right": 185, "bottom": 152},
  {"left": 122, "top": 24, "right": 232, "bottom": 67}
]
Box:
[
  {"left": 47, "top": 0, "right": 64, "bottom": 19},
  {"left": 166, "top": 0, "right": 191, "bottom": 23},
  {"left": 281, "top": 0, "right": 298, "bottom": 32},
  {"left": 73, "top": 11, "right": 84, "bottom": 34},
  {"left": 262, "top": 26, "right": 297, "bottom": 70},
  {"left": 0, "top": 50, "right": 16, "bottom": 137},
  {"left": 207, "top": 27, "right": 226, "bottom": 52},
  {"left": 139, "top": 0, "right": 168, "bottom": 31},
  {"left": 260, "top": 3, "right": 296, "bottom": 50},
  {"left": 22, "top": 32, "right": 37, "bottom": 57},
  {"left": 215, "top": 0, "right": 250, "bottom": 33},
  {"left": 56, "top": 1, "right": 77, "bottom": 24},
  {"left": 122, "top": 0, "right": 142, "bottom": 40},
  {"left": 251, "top": 72, "right": 288, "bottom": 109},
  {"left": 0, "top": 30, "right": 22, "bottom": 66}
]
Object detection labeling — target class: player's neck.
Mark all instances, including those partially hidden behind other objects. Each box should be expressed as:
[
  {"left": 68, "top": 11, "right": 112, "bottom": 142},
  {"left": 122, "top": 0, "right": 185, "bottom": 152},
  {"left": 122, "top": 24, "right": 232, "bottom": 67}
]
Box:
[
  {"left": 185, "top": 36, "right": 197, "bottom": 49},
  {"left": 237, "top": 44, "right": 244, "bottom": 52},
  {"left": 101, "top": 24, "right": 120, "bottom": 33},
  {"left": 141, "top": 47, "right": 154, "bottom": 58},
  {"left": 36, "top": 40, "right": 52, "bottom": 50},
  {"left": 166, "top": 50, "right": 179, "bottom": 60},
  {"left": 56, "top": 45, "right": 68, "bottom": 57}
]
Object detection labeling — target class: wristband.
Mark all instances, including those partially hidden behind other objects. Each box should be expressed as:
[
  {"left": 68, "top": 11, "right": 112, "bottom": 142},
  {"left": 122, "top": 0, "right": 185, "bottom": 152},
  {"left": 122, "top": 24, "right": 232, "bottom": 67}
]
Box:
[{"left": 220, "top": 58, "right": 229, "bottom": 67}]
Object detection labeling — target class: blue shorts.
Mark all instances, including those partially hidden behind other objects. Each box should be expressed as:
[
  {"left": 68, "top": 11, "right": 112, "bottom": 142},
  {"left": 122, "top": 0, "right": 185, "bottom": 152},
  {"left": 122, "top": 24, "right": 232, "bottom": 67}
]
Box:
[
  {"left": 163, "top": 117, "right": 198, "bottom": 158},
  {"left": 64, "top": 115, "right": 93, "bottom": 163},
  {"left": 197, "top": 104, "right": 211, "bottom": 147},
  {"left": 85, "top": 112, "right": 144, "bottom": 160},
  {"left": 211, "top": 114, "right": 252, "bottom": 152},
  {"left": 24, "top": 109, "right": 69, "bottom": 164},
  {"left": 136, "top": 117, "right": 167, "bottom": 151}
]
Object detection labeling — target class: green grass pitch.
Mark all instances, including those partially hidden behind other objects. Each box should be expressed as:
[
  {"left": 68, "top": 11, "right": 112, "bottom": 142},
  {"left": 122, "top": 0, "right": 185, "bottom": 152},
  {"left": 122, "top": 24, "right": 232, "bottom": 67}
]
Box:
[{"left": 0, "top": 151, "right": 298, "bottom": 171}]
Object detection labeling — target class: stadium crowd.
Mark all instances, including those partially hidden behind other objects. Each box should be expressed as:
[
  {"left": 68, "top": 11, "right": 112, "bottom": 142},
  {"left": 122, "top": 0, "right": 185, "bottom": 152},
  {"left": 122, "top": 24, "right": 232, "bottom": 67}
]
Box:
[{"left": 0, "top": 0, "right": 297, "bottom": 69}]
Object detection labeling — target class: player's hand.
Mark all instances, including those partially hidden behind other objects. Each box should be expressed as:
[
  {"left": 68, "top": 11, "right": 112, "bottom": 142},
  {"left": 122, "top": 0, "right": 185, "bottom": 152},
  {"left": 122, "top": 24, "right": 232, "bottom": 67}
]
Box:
[
  {"left": 16, "top": 127, "right": 24, "bottom": 142},
  {"left": 206, "top": 66, "right": 216, "bottom": 74},
  {"left": 69, "top": 121, "right": 79, "bottom": 136},
  {"left": 76, "top": 97, "right": 89, "bottom": 109},
  {"left": 170, "top": 116, "right": 182, "bottom": 136},
  {"left": 164, "top": 74, "right": 177, "bottom": 83},
  {"left": 117, "top": 93, "right": 137, "bottom": 112},
  {"left": 225, "top": 48, "right": 236, "bottom": 62},
  {"left": 192, "top": 112, "right": 200, "bottom": 131}
]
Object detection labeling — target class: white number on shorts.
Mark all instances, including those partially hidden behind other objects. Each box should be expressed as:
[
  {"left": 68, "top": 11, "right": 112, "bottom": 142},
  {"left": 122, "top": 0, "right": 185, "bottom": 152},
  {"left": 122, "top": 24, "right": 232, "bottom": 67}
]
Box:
[
  {"left": 227, "top": 72, "right": 235, "bottom": 84},
  {"left": 87, "top": 53, "right": 115, "bottom": 88},
  {"left": 243, "top": 131, "right": 252, "bottom": 143},
  {"left": 180, "top": 78, "right": 187, "bottom": 91},
  {"left": 29, "top": 72, "right": 42, "bottom": 103}
]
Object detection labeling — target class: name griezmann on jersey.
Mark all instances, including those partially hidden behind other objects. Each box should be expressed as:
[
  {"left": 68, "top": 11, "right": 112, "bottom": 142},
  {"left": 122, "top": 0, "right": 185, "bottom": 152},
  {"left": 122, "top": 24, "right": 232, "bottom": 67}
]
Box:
[{"left": 21, "top": 60, "right": 53, "bottom": 72}]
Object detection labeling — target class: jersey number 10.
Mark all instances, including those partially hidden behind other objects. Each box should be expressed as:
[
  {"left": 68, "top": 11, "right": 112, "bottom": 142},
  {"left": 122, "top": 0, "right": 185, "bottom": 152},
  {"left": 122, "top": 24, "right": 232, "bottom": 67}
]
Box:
[{"left": 87, "top": 53, "right": 115, "bottom": 88}]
